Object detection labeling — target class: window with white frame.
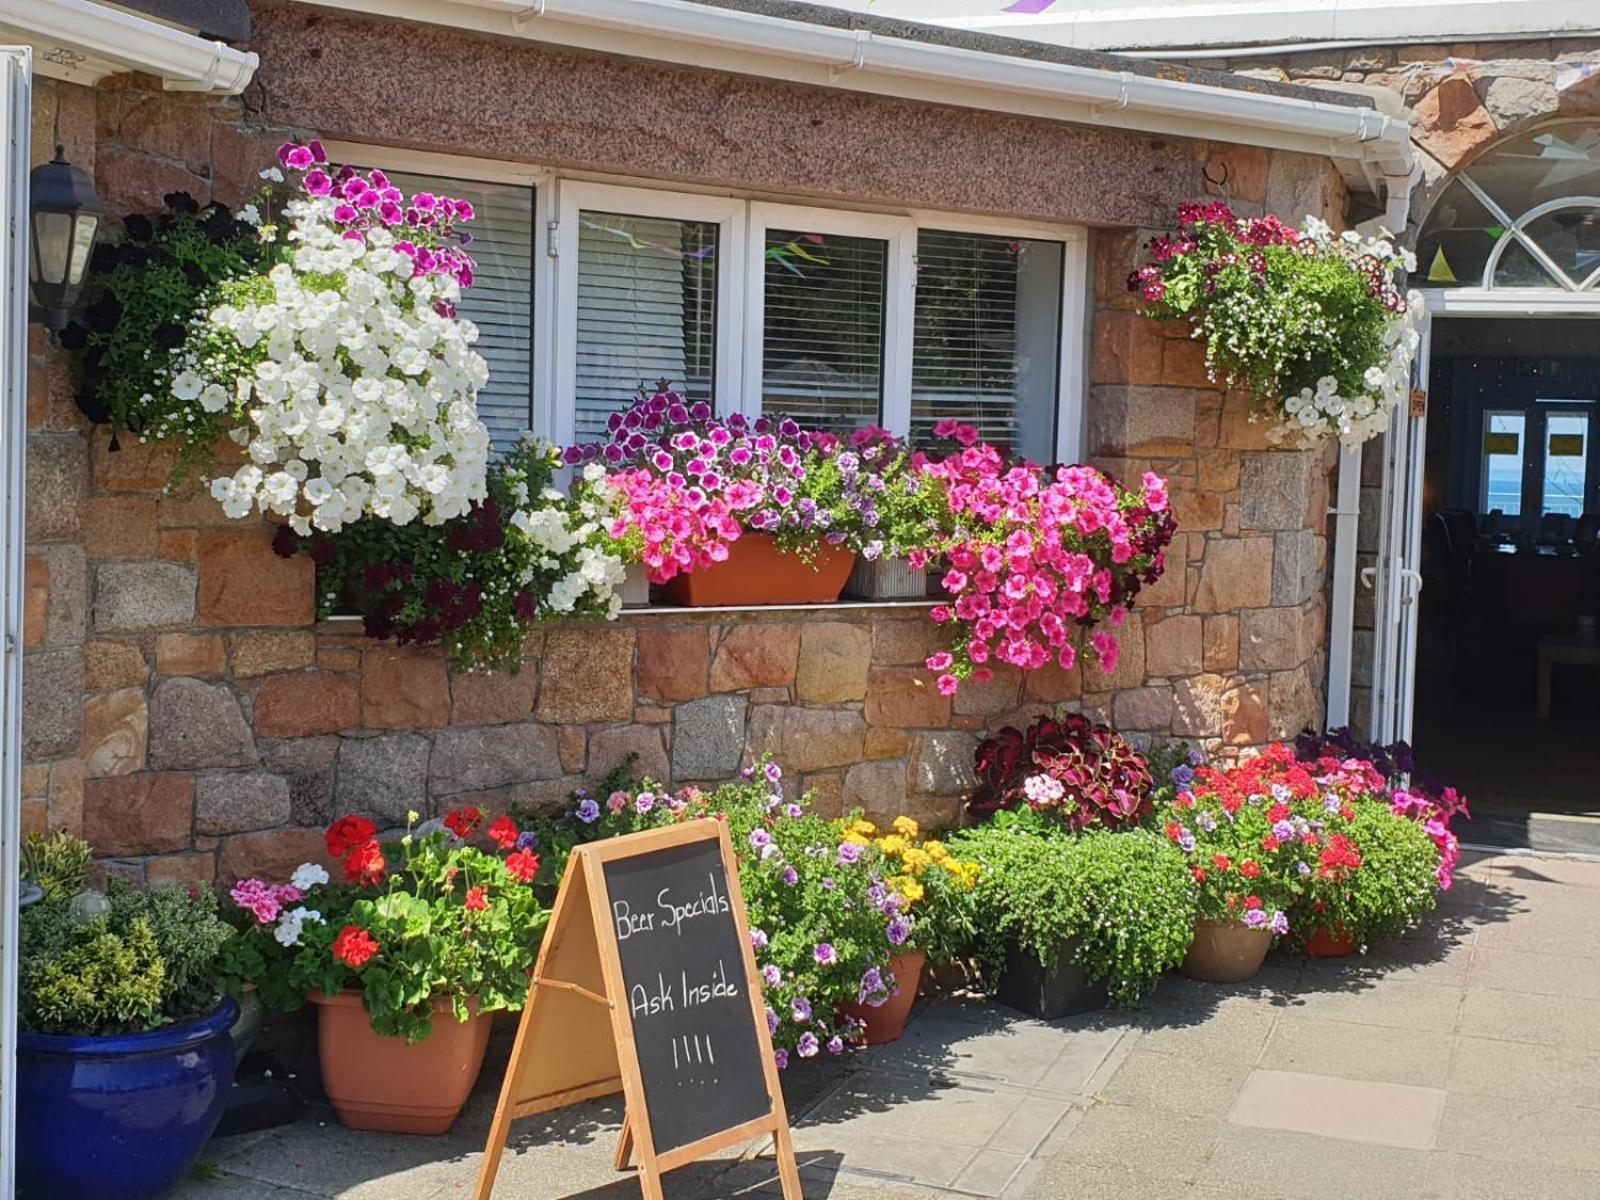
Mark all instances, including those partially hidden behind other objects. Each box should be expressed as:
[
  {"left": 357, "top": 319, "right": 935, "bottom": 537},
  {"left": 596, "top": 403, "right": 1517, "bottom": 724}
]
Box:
[{"left": 352, "top": 155, "right": 1085, "bottom": 462}]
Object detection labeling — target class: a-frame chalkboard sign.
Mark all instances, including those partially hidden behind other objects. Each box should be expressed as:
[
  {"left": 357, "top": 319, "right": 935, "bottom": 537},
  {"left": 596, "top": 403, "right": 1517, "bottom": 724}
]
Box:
[{"left": 472, "top": 821, "right": 802, "bottom": 1200}]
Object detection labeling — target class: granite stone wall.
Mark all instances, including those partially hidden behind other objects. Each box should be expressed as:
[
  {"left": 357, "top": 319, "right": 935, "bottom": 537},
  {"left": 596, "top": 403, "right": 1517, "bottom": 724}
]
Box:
[{"left": 21, "top": 6, "right": 1349, "bottom": 885}]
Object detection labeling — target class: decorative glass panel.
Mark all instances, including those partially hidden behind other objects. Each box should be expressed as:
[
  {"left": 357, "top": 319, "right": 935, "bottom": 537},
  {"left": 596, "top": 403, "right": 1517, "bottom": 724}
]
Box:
[
  {"left": 1543, "top": 412, "right": 1589, "bottom": 517},
  {"left": 910, "top": 230, "right": 1062, "bottom": 463},
  {"left": 575, "top": 212, "right": 717, "bottom": 440},
  {"left": 1482, "top": 410, "right": 1525, "bottom": 515},
  {"left": 760, "top": 228, "right": 886, "bottom": 431}
]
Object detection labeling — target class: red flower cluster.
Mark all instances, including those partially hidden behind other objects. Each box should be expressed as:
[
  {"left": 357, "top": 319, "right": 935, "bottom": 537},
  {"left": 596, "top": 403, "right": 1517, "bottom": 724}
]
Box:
[
  {"left": 506, "top": 847, "right": 541, "bottom": 883},
  {"left": 488, "top": 815, "right": 518, "bottom": 849},
  {"left": 444, "top": 806, "right": 484, "bottom": 838},
  {"left": 1318, "top": 834, "right": 1363, "bottom": 881},
  {"left": 326, "top": 815, "right": 386, "bottom": 885},
  {"left": 333, "top": 924, "right": 379, "bottom": 969}
]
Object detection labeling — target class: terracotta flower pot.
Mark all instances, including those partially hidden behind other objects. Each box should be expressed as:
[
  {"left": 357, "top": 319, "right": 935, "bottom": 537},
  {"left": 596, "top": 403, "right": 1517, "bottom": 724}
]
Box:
[
  {"left": 1305, "top": 925, "right": 1357, "bottom": 957},
  {"left": 1180, "top": 918, "right": 1274, "bottom": 983},
  {"left": 839, "top": 950, "right": 926, "bottom": 1046},
  {"left": 311, "top": 991, "right": 490, "bottom": 1135},
  {"left": 659, "top": 534, "right": 855, "bottom": 607}
]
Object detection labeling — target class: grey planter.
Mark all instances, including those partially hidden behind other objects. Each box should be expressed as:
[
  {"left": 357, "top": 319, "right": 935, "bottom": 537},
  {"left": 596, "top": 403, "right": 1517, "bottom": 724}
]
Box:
[
  {"left": 620, "top": 562, "right": 651, "bottom": 609},
  {"left": 845, "top": 555, "right": 928, "bottom": 600},
  {"left": 995, "top": 937, "right": 1108, "bottom": 1020}
]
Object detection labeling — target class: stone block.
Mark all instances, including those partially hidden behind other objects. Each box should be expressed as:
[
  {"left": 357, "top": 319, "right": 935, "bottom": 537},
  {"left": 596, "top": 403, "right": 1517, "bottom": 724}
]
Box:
[
  {"left": 589, "top": 724, "right": 670, "bottom": 784},
  {"left": 155, "top": 632, "right": 225, "bottom": 676},
  {"left": 1090, "top": 311, "right": 1166, "bottom": 386},
  {"left": 1273, "top": 528, "right": 1321, "bottom": 606},
  {"left": 81, "top": 686, "right": 148, "bottom": 777},
  {"left": 1203, "top": 615, "right": 1240, "bottom": 672},
  {"left": 1096, "top": 611, "right": 1147, "bottom": 693},
  {"left": 23, "top": 649, "right": 83, "bottom": 761},
  {"left": 49, "top": 759, "right": 84, "bottom": 835},
  {"left": 636, "top": 627, "right": 711, "bottom": 702},
  {"left": 558, "top": 726, "right": 586, "bottom": 774},
  {"left": 1113, "top": 686, "right": 1174, "bottom": 732},
  {"left": 1145, "top": 615, "right": 1203, "bottom": 678},
  {"left": 430, "top": 724, "right": 561, "bottom": 795},
  {"left": 908, "top": 731, "right": 978, "bottom": 797},
  {"left": 1162, "top": 335, "right": 1215, "bottom": 390},
  {"left": 1197, "top": 448, "right": 1240, "bottom": 492},
  {"left": 81, "top": 496, "right": 159, "bottom": 559},
  {"left": 1414, "top": 75, "right": 1499, "bottom": 169},
  {"left": 196, "top": 529, "right": 315, "bottom": 627},
  {"left": 256, "top": 673, "right": 362, "bottom": 738},
  {"left": 1269, "top": 667, "right": 1322, "bottom": 740},
  {"left": 26, "top": 434, "right": 85, "bottom": 541},
  {"left": 1087, "top": 386, "right": 1200, "bottom": 457},
  {"left": 146, "top": 853, "right": 217, "bottom": 889},
  {"left": 149, "top": 677, "right": 256, "bottom": 769},
  {"left": 1023, "top": 657, "right": 1082, "bottom": 703},
  {"left": 951, "top": 666, "right": 1022, "bottom": 719},
  {"left": 803, "top": 771, "right": 846, "bottom": 818},
  {"left": 871, "top": 618, "right": 951, "bottom": 666},
  {"left": 83, "top": 773, "right": 194, "bottom": 855},
  {"left": 1240, "top": 451, "right": 1317, "bottom": 531},
  {"left": 795, "top": 622, "right": 872, "bottom": 702},
  {"left": 112, "top": 94, "right": 213, "bottom": 167},
  {"left": 1138, "top": 533, "right": 1188, "bottom": 609},
  {"left": 317, "top": 646, "right": 361, "bottom": 672},
  {"left": 450, "top": 665, "right": 537, "bottom": 725},
  {"left": 844, "top": 761, "right": 908, "bottom": 823},
  {"left": 866, "top": 666, "right": 951, "bottom": 728},
  {"left": 1193, "top": 537, "right": 1274, "bottom": 612},
  {"left": 34, "top": 543, "right": 87, "bottom": 647},
  {"left": 673, "top": 694, "right": 748, "bottom": 780},
  {"left": 21, "top": 798, "right": 46, "bottom": 839},
  {"left": 1173, "top": 673, "right": 1228, "bottom": 738},
  {"left": 536, "top": 629, "right": 635, "bottom": 723},
  {"left": 260, "top": 736, "right": 339, "bottom": 774},
  {"left": 93, "top": 561, "right": 196, "bottom": 632},
  {"left": 160, "top": 530, "right": 197, "bottom": 561},
  {"left": 287, "top": 770, "right": 333, "bottom": 827},
  {"left": 747, "top": 706, "right": 866, "bottom": 774},
  {"left": 234, "top": 631, "right": 316, "bottom": 677},
  {"left": 363, "top": 647, "right": 451, "bottom": 729},
  {"left": 1240, "top": 606, "right": 1316, "bottom": 672},
  {"left": 710, "top": 624, "right": 800, "bottom": 691},
  {"left": 196, "top": 771, "right": 293, "bottom": 835},
  {"left": 863, "top": 727, "right": 910, "bottom": 759},
  {"left": 1222, "top": 681, "right": 1270, "bottom": 747},
  {"left": 336, "top": 733, "right": 432, "bottom": 823},
  {"left": 23, "top": 556, "right": 46, "bottom": 648},
  {"left": 95, "top": 147, "right": 209, "bottom": 224},
  {"left": 1218, "top": 391, "right": 1277, "bottom": 451},
  {"left": 509, "top": 777, "right": 585, "bottom": 815},
  {"left": 90, "top": 430, "right": 175, "bottom": 492},
  {"left": 219, "top": 827, "right": 335, "bottom": 887}
]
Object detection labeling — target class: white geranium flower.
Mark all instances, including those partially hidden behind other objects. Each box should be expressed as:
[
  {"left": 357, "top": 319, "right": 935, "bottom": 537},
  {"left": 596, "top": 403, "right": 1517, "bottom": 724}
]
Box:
[{"left": 290, "top": 862, "right": 330, "bottom": 891}]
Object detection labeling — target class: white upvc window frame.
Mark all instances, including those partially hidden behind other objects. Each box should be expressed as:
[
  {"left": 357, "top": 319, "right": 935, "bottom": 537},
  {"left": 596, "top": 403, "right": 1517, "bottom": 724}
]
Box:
[
  {"left": 554, "top": 180, "right": 746, "bottom": 442},
  {"left": 322, "top": 140, "right": 553, "bottom": 443},
  {"left": 743, "top": 202, "right": 915, "bottom": 429}
]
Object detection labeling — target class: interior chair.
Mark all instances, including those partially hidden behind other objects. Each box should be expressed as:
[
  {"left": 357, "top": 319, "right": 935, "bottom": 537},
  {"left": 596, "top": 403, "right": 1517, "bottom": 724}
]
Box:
[{"left": 1538, "top": 511, "right": 1575, "bottom": 545}]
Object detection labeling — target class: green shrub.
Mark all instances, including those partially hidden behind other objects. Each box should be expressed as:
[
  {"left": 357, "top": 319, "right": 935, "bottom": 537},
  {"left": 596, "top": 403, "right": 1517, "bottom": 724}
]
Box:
[
  {"left": 19, "top": 878, "right": 234, "bottom": 1036},
  {"left": 21, "top": 830, "right": 92, "bottom": 902},
  {"left": 950, "top": 812, "right": 1196, "bottom": 1007},
  {"left": 1296, "top": 803, "right": 1441, "bottom": 949}
]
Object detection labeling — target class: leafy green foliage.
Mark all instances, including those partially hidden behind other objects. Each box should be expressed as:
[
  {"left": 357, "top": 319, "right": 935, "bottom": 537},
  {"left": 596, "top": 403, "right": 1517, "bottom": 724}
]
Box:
[
  {"left": 1297, "top": 805, "right": 1440, "bottom": 949},
  {"left": 949, "top": 811, "right": 1196, "bottom": 1008},
  {"left": 19, "top": 878, "right": 234, "bottom": 1036},
  {"left": 21, "top": 830, "right": 92, "bottom": 902}
]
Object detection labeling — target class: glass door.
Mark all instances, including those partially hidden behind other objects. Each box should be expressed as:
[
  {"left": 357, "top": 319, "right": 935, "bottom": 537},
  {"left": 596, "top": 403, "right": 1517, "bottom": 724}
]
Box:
[{"left": 1540, "top": 407, "right": 1591, "bottom": 517}]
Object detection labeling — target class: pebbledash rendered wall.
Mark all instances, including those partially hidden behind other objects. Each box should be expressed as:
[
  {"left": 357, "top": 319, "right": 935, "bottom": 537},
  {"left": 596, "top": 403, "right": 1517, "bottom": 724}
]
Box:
[{"left": 20, "top": 3, "right": 1348, "bottom": 886}]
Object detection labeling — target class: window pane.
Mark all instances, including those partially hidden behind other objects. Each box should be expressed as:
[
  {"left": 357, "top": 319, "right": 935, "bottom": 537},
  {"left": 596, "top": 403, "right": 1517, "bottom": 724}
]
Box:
[
  {"left": 1482, "top": 411, "right": 1525, "bottom": 516},
  {"left": 761, "top": 228, "right": 885, "bottom": 431},
  {"left": 386, "top": 171, "right": 535, "bottom": 449},
  {"left": 575, "top": 212, "right": 717, "bottom": 440},
  {"left": 1543, "top": 412, "right": 1588, "bottom": 517},
  {"left": 911, "top": 230, "right": 1062, "bottom": 463}
]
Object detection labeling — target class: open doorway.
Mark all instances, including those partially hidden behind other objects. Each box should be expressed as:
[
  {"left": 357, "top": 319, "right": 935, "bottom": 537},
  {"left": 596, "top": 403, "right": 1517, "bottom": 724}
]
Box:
[{"left": 1412, "top": 316, "right": 1600, "bottom": 850}]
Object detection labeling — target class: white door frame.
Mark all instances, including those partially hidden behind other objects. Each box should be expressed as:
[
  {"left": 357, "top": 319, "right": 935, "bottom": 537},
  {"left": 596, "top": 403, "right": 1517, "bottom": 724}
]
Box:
[
  {"left": 1364, "top": 287, "right": 1600, "bottom": 743},
  {"left": 0, "top": 44, "right": 32, "bottom": 1200}
]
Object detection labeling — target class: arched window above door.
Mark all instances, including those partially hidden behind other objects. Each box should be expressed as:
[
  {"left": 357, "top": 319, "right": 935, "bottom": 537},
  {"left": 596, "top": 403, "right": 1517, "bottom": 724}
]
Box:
[{"left": 1417, "top": 122, "right": 1600, "bottom": 291}]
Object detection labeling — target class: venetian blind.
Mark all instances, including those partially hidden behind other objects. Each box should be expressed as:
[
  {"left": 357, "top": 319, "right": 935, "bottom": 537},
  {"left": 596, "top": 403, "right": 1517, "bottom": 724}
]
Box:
[
  {"left": 575, "top": 212, "right": 718, "bottom": 440},
  {"left": 386, "top": 170, "right": 535, "bottom": 449},
  {"left": 910, "top": 229, "right": 1063, "bottom": 464},
  {"left": 760, "top": 228, "right": 886, "bottom": 432}
]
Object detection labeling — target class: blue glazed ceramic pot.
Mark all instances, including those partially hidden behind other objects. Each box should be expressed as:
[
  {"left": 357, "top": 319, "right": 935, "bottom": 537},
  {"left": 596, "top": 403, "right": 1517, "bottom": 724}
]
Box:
[{"left": 17, "top": 996, "right": 239, "bottom": 1200}]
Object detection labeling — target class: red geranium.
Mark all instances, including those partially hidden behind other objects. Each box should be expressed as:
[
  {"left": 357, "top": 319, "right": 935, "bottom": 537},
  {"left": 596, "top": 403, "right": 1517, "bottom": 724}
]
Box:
[
  {"left": 506, "top": 848, "right": 540, "bottom": 883},
  {"left": 332, "top": 924, "right": 379, "bottom": 968},
  {"left": 1239, "top": 860, "right": 1261, "bottom": 879},
  {"left": 464, "top": 886, "right": 489, "bottom": 911},
  {"left": 444, "top": 806, "right": 484, "bottom": 838},
  {"left": 327, "top": 815, "right": 377, "bottom": 858},
  {"left": 344, "top": 838, "right": 386, "bottom": 885},
  {"left": 488, "top": 815, "right": 518, "bottom": 850}
]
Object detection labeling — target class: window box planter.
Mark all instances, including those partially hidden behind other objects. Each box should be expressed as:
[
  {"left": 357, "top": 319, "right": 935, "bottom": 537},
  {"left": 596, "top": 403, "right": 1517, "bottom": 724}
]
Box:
[
  {"left": 995, "top": 937, "right": 1109, "bottom": 1020},
  {"left": 1180, "top": 919, "right": 1273, "bottom": 983},
  {"left": 17, "top": 995, "right": 239, "bottom": 1200},
  {"left": 311, "top": 990, "right": 492, "bottom": 1135},
  {"left": 845, "top": 555, "right": 930, "bottom": 600},
  {"left": 658, "top": 533, "right": 855, "bottom": 607},
  {"left": 839, "top": 949, "right": 926, "bottom": 1045}
]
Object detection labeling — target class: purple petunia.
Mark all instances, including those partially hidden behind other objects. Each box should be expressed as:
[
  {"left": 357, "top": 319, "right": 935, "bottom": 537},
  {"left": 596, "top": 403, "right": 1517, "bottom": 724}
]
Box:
[
  {"left": 797, "top": 1032, "right": 820, "bottom": 1059},
  {"left": 763, "top": 964, "right": 782, "bottom": 987},
  {"left": 791, "top": 997, "right": 812, "bottom": 1023},
  {"left": 837, "top": 842, "right": 863, "bottom": 866},
  {"left": 575, "top": 798, "right": 600, "bottom": 824},
  {"left": 1244, "top": 908, "right": 1269, "bottom": 929},
  {"left": 774, "top": 1049, "right": 789, "bottom": 1070},
  {"left": 750, "top": 928, "right": 769, "bottom": 950},
  {"left": 814, "top": 942, "right": 837, "bottom": 966},
  {"left": 887, "top": 916, "right": 913, "bottom": 947}
]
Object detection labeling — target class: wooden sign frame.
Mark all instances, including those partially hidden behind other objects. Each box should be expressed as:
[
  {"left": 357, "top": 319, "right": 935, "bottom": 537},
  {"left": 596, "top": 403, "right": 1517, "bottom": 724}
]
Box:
[{"left": 473, "top": 821, "right": 802, "bottom": 1200}]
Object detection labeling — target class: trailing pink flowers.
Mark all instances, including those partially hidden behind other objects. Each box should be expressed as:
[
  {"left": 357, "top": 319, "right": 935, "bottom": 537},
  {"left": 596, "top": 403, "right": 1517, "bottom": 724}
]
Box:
[{"left": 913, "top": 426, "right": 1175, "bottom": 692}]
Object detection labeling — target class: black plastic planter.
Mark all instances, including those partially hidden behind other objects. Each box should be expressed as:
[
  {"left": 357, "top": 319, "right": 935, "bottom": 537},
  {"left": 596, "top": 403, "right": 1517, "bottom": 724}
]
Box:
[{"left": 995, "top": 938, "right": 1108, "bottom": 1020}]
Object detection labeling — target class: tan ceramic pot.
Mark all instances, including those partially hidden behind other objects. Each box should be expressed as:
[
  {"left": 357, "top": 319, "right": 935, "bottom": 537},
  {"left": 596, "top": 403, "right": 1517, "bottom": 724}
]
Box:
[
  {"left": 840, "top": 949, "right": 926, "bottom": 1046},
  {"left": 658, "top": 534, "right": 855, "bottom": 606},
  {"left": 311, "top": 991, "right": 490, "bottom": 1135},
  {"left": 1180, "top": 919, "right": 1274, "bottom": 983}
]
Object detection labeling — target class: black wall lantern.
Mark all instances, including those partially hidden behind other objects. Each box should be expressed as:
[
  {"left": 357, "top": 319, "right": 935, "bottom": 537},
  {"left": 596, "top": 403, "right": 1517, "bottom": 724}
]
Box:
[{"left": 29, "top": 145, "right": 104, "bottom": 331}]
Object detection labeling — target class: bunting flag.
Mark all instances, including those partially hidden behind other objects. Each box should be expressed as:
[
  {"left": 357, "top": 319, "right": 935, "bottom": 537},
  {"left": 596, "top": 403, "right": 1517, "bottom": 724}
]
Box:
[
  {"left": 579, "top": 216, "right": 717, "bottom": 260},
  {"left": 1002, "top": 0, "right": 1059, "bottom": 12},
  {"left": 764, "top": 232, "right": 830, "bottom": 277},
  {"left": 1427, "top": 246, "right": 1458, "bottom": 284}
]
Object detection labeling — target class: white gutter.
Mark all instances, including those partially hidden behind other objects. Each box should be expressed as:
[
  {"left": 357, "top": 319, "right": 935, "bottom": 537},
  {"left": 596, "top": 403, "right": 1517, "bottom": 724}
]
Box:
[
  {"left": 0, "top": 0, "right": 257, "bottom": 93},
  {"left": 338, "top": 0, "right": 1413, "bottom": 195}
]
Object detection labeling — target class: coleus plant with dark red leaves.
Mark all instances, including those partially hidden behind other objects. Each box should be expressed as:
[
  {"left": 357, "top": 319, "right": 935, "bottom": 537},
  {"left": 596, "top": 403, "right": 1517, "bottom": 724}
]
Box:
[{"left": 967, "top": 711, "right": 1154, "bottom": 830}]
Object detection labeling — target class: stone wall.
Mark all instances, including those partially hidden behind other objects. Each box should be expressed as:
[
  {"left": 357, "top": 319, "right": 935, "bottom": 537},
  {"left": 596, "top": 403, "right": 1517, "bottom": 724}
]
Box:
[{"left": 21, "top": 8, "right": 1350, "bottom": 884}]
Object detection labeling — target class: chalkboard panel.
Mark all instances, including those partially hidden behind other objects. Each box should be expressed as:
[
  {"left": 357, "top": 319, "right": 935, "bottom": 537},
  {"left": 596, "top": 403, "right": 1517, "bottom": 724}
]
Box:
[{"left": 601, "top": 838, "right": 773, "bottom": 1156}]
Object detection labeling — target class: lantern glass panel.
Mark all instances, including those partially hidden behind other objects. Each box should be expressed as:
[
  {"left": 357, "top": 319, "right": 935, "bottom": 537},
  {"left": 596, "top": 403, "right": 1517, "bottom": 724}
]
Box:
[
  {"left": 32, "top": 210, "right": 71, "bottom": 284},
  {"left": 67, "top": 214, "right": 99, "bottom": 285}
]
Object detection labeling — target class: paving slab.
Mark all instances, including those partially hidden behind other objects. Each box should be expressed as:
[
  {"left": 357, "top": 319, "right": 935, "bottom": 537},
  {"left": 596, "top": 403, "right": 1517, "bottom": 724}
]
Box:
[{"left": 1227, "top": 1068, "right": 1445, "bottom": 1150}]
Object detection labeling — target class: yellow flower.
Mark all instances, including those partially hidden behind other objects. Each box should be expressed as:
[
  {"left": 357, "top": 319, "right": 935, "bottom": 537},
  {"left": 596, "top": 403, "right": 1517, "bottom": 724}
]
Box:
[
  {"left": 892, "top": 875, "right": 925, "bottom": 904},
  {"left": 848, "top": 818, "right": 878, "bottom": 837},
  {"left": 877, "top": 834, "right": 909, "bottom": 858},
  {"left": 902, "top": 848, "right": 933, "bottom": 875},
  {"left": 923, "top": 840, "right": 948, "bottom": 862},
  {"left": 892, "top": 816, "right": 920, "bottom": 838}
]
